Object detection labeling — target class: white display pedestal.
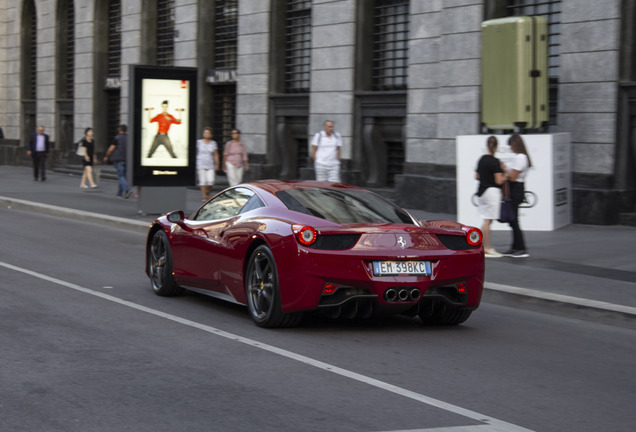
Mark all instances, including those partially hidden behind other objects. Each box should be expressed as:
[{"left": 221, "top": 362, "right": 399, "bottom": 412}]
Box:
[{"left": 456, "top": 134, "right": 571, "bottom": 231}]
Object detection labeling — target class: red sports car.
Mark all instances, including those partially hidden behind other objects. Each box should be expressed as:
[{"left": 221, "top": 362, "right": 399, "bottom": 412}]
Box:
[{"left": 146, "top": 181, "right": 484, "bottom": 327}]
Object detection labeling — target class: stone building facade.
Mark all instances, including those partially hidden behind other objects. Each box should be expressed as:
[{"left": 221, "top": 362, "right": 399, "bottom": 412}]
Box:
[{"left": 0, "top": 0, "right": 634, "bottom": 225}]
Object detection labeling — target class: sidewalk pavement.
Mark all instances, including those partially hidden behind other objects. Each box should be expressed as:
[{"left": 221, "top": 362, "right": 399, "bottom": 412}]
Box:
[{"left": 2, "top": 165, "right": 635, "bottom": 329}]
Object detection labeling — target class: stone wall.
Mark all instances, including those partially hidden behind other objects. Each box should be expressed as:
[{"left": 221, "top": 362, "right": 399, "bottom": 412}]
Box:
[
  {"left": 397, "top": 1, "right": 483, "bottom": 213},
  {"left": 308, "top": 0, "right": 356, "bottom": 160}
]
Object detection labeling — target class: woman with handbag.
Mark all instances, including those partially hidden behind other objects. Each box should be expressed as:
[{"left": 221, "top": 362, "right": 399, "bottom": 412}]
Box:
[
  {"left": 475, "top": 136, "right": 505, "bottom": 257},
  {"left": 79, "top": 127, "right": 98, "bottom": 189},
  {"left": 503, "top": 133, "right": 532, "bottom": 258}
]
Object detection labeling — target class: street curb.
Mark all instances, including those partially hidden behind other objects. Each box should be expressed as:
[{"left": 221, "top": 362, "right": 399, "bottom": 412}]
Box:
[
  {"left": 3, "top": 195, "right": 635, "bottom": 328},
  {"left": 0, "top": 196, "right": 150, "bottom": 234},
  {"left": 483, "top": 282, "right": 636, "bottom": 329}
]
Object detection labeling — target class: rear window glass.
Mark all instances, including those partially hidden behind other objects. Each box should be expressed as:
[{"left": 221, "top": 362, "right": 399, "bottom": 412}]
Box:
[{"left": 276, "top": 188, "right": 415, "bottom": 225}]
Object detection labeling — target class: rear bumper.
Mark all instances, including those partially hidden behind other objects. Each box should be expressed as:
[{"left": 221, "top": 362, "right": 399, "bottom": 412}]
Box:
[{"left": 274, "top": 242, "right": 484, "bottom": 313}]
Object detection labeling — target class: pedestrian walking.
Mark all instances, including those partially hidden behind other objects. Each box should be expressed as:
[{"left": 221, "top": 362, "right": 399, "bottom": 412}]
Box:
[
  {"left": 311, "top": 120, "right": 342, "bottom": 182},
  {"left": 79, "top": 127, "right": 98, "bottom": 189},
  {"left": 502, "top": 133, "right": 532, "bottom": 258},
  {"left": 27, "top": 125, "right": 50, "bottom": 181},
  {"left": 104, "top": 124, "right": 132, "bottom": 198},
  {"left": 223, "top": 129, "right": 249, "bottom": 187},
  {"left": 475, "top": 136, "right": 505, "bottom": 258},
  {"left": 197, "top": 127, "right": 219, "bottom": 201}
]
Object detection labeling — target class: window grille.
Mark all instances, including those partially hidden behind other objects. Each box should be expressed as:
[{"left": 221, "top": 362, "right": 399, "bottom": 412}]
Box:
[
  {"left": 372, "top": 0, "right": 409, "bottom": 91},
  {"left": 284, "top": 0, "right": 311, "bottom": 93},
  {"left": 212, "top": 84, "right": 237, "bottom": 151},
  {"left": 108, "top": 0, "right": 121, "bottom": 77},
  {"left": 507, "top": 0, "right": 561, "bottom": 125},
  {"left": 107, "top": 91, "right": 121, "bottom": 145},
  {"left": 61, "top": 1, "right": 75, "bottom": 100},
  {"left": 214, "top": 0, "right": 238, "bottom": 70},
  {"left": 386, "top": 141, "right": 404, "bottom": 187},
  {"left": 297, "top": 138, "right": 309, "bottom": 171},
  {"left": 157, "top": 0, "right": 175, "bottom": 66},
  {"left": 24, "top": 0, "right": 37, "bottom": 100}
]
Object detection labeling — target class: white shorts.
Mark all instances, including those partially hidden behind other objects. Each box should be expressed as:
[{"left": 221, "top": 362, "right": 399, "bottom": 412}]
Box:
[
  {"left": 198, "top": 169, "right": 215, "bottom": 186},
  {"left": 477, "top": 187, "right": 501, "bottom": 220},
  {"left": 314, "top": 162, "right": 341, "bottom": 182}
]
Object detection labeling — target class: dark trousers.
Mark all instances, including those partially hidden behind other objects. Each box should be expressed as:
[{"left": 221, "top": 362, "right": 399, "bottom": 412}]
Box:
[
  {"left": 147, "top": 134, "right": 177, "bottom": 158},
  {"left": 114, "top": 161, "right": 130, "bottom": 195},
  {"left": 508, "top": 181, "right": 526, "bottom": 251},
  {"left": 32, "top": 151, "right": 47, "bottom": 180}
]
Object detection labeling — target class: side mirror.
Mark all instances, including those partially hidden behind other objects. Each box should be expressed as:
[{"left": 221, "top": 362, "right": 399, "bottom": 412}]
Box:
[{"left": 166, "top": 210, "right": 185, "bottom": 224}]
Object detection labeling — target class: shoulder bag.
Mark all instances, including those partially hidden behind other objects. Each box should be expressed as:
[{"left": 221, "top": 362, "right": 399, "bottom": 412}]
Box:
[{"left": 498, "top": 181, "right": 516, "bottom": 223}]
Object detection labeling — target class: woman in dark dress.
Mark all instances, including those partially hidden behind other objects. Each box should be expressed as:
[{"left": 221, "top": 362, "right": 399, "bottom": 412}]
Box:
[{"left": 80, "top": 127, "right": 98, "bottom": 188}]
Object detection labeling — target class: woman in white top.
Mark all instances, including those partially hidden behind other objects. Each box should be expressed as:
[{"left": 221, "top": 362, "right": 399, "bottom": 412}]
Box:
[
  {"left": 503, "top": 133, "right": 532, "bottom": 258},
  {"left": 196, "top": 127, "right": 219, "bottom": 201}
]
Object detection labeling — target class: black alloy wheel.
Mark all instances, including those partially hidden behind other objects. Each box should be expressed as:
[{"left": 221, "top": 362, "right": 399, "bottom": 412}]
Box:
[
  {"left": 245, "top": 245, "right": 301, "bottom": 328},
  {"left": 148, "top": 230, "right": 184, "bottom": 296}
]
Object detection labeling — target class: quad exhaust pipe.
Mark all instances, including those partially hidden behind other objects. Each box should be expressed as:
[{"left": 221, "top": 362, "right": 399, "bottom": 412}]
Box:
[{"left": 383, "top": 288, "right": 421, "bottom": 303}]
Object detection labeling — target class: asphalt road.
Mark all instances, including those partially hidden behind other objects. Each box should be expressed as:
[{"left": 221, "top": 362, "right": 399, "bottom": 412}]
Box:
[{"left": 1, "top": 207, "right": 635, "bottom": 432}]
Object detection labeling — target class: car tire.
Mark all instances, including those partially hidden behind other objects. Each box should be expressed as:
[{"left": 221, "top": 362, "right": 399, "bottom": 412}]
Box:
[
  {"left": 418, "top": 303, "right": 472, "bottom": 326},
  {"left": 148, "top": 230, "right": 184, "bottom": 297},
  {"left": 245, "top": 245, "right": 302, "bottom": 328}
]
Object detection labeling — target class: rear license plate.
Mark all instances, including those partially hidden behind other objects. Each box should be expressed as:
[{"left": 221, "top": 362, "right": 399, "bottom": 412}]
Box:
[{"left": 372, "top": 260, "right": 431, "bottom": 276}]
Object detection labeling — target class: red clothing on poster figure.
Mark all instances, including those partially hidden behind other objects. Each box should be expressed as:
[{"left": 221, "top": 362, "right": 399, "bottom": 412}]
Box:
[{"left": 150, "top": 113, "right": 181, "bottom": 134}]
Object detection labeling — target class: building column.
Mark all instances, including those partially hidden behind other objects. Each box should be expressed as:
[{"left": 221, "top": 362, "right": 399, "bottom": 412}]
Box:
[
  {"left": 0, "top": 3, "right": 23, "bottom": 149},
  {"left": 120, "top": 0, "right": 144, "bottom": 130},
  {"left": 235, "top": 1, "right": 271, "bottom": 177},
  {"left": 559, "top": 0, "right": 622, "bottom": 223},
  {"left": 397, "top": 1, "right": 482, "bottom": 213},
  {"left": 173, "top": 0, "right": 197, "bottom": 67},
  {"left": 37, "top": 0, "right": 56, "bottom": 145},
  {"left": 74, "top": 0, "right": 98, "bottom": 144},
  {"left": 308, "top": 0, "right": 357, "bottom": 180}
]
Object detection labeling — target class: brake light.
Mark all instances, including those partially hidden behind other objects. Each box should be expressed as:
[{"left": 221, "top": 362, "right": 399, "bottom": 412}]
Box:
[
  {"left": 323, "top": 283, "right": 338, "bottom": 295},
  {"left": 462, "top": 226, "right": 482, "bottom": 247},
  {"left": 292, "top": 224, "right": 318, "bottom": 246},
  {"left": 456, "top": 282, "right": 467, "bottom": 293}
]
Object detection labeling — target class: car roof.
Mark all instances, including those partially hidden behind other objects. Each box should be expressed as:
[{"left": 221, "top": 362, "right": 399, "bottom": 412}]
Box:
[{"left": 245, "top": 180, "right": 368, "bottom": 195}]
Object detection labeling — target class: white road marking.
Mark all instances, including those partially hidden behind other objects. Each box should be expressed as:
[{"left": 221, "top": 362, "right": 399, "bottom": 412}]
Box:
[
  {"left": 485, "top": 282, "right": 636, "bottom": 315},
  {"left": 1, "top": 261, "right": 535, "bottom": 432}
]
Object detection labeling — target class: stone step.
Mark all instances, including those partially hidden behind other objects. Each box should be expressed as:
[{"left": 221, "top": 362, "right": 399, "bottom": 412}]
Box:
[
  {"left": 619, "top": 212, "right": 636, "bottom": 227},
  {"left": 53, "top": 164, "right": 119, "bottom": 181}
]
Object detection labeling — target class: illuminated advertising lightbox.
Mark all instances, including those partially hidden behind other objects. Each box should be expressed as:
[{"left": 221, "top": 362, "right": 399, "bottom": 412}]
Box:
[{"left": 129, "top": 65, "right": 197, "bottom": 186}]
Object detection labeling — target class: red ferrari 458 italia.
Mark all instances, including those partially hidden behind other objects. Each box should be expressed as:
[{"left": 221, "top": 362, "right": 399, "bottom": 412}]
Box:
[{"left": 146, "top": 181, "right": 484, "bottom": 328}]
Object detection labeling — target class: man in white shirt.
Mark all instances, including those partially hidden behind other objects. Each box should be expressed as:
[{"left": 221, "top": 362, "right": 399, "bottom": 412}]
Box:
[{"left": 311, "top": 120, "right": 342, "bottom": 182}]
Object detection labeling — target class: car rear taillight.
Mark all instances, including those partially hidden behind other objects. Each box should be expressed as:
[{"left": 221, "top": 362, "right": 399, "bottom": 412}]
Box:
[
  {"left": 462, "top": 226, "right": 483, "bottom": 247},
  {"left": 323, "top": 283, "right": 338, "bottom": 295},
  {"left": 292, "top": 224, "right": 318, "bottom": 246}
]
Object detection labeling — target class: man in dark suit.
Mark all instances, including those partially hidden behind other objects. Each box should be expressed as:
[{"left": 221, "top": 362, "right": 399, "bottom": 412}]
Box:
[{"left": 27, "top": 125, "right": 50, "bottom": 181}]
